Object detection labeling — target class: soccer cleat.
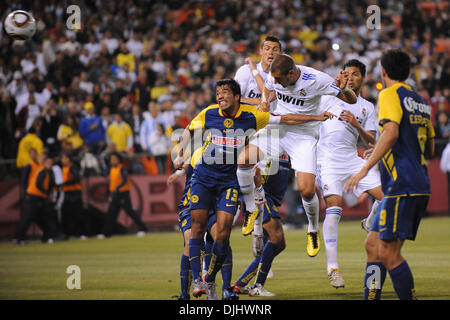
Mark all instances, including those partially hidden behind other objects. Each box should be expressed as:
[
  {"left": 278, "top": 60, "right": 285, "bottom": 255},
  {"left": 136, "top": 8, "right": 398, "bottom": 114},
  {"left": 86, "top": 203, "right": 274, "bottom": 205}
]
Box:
[
  {"left": 328, "top": 268, "right": 345, "bottom": 289},
  {"left": 306, "top": 231, "right": 320, "bottom": 257},
  {"left": 242, "top": 209, "right": 259, "bottom": 236},
  {"left": 249, "top": 283, "right": 275, "bottom": 297},
  {"left": 192, "top": 278, "right": 206, "bottom": 298},
  {"left": 222, "top": 287, "right": 239, "bottom": 300},
  {"left": 361, "top": 218, "right": 370, "bottom": 232},
  {"left": 205, "top": 281, "right": 219, "bottom": 300},
  {"left": 267, "top": 268, "right": 274, "bottom": 279},
  {"left": 232, "top": 282, "right": 251, "bottom": 294}
]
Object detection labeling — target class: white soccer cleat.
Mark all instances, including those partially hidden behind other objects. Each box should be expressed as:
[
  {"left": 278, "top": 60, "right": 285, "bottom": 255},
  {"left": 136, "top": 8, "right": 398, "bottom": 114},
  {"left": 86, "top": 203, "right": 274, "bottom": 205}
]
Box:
[
  {"left": 205, "top": 281, "right": 219, "bottom": 300},
  {"left": 249, "top": 283, "right": 275, "bottom": 297},
  {"left": 328, "top": 268, "right": 345, "bottom": 289},
  {"left": 267, "top": 268, "right": 274, "bottom": 279},
  {"left": 96, "top": 234, "right": 105, "bottom": 239},
  {"left": 136, "top": 231, "right": 146, "bottom": 237},
  {"left": 361, "top": 218, "right": 371, "bottom": 232}
]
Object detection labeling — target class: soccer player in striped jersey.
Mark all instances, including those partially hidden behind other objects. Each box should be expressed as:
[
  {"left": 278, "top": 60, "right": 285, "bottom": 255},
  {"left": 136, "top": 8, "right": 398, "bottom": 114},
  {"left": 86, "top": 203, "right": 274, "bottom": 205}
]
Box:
[
  {"left": 316, "top": 59, "right": 383, "bottom": 288},
  {"left": 232, "top": 156, "right": 290, "bottom": 296},
  {"left": 345, "top": 50, "right": 435, "bottom": 300},
  {"left": 167, "top": 148, "right": 237, "bottom": 300}
]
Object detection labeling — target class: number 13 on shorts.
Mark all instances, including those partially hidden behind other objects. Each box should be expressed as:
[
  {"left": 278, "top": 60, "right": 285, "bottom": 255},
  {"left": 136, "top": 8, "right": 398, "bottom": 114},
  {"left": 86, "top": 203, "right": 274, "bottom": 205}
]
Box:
[{"left": 225, "top": 188, "right": 238, "bottom": 204}]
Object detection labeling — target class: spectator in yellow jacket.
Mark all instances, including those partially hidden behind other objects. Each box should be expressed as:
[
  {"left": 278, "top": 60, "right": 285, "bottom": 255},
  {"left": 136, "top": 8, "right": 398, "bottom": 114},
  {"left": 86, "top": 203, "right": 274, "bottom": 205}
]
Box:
[
  {"left": 57, "top": 115, "right": 84, "bottom": 153},
  {"left": 16, "top": 119, "right": 44, "bottom": 169},
  {"left": 116, "top": 44, "right": 136, "bottom": 73},
  {"left": 106, "top": 113, "right": 133, "bottom": 152}
]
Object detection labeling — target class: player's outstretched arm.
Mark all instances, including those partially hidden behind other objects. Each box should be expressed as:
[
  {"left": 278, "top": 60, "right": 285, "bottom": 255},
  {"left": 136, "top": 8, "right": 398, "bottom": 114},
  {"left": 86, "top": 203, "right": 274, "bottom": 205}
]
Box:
[
  {"left": 335, "top": 70, "right": 357, "bottom": 104},
  {"left": 167, "top": 164, "right": 189, "bottom": 185},
  {"left": 241, "top": 97, "right": 261, "bottom": 105},
  {"left": 345, "top": 121, "right": 399, "bottom": 192},
  {"left": 171, "top": 127, "right": 191, "bottom": 169},
  {"left": 340, "top": 110, "right": 376, "bottom": 145},
  {"left": 277, "top": 111, "right": 335, "bottom": 125},
  {"left": 260, "top": 86, "right": 276, "bottom": 111},
  {"left": 425, "top": 138, "right": 435, "bottom": 160}
]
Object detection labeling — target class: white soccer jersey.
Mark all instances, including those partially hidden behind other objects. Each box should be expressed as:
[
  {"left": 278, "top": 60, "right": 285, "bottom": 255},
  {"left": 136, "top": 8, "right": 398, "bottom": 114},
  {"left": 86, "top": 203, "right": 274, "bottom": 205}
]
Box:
[
  {"left": 265, "top": 65, "right": 342, "bottom": 134},
  {"left": 234, "top": 62, "right": 277, "bottom": 112},
  {"left": 317, "top": 94, "right": 377, "bottom": 169}
]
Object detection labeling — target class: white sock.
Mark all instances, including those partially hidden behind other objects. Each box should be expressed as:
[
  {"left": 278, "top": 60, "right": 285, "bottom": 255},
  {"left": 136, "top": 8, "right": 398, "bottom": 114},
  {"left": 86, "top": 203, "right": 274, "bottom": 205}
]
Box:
[
  {"left": 237, "top": 166, "right": 256, "bottom": 212},
  {"left": 253, "top": 211, "right": 263, "bottom": 235},
  {"left": 323, "top": 206, "right": 342, "bottom": 273},
  {"left": 255, "top": 185, "right": 266, "bottom": 205},
  {"left": 302, "top": 193, "right": 319, "bottom": 233},
  {"left": 365, "top": 200, "right": 379, "bottom": 230}
]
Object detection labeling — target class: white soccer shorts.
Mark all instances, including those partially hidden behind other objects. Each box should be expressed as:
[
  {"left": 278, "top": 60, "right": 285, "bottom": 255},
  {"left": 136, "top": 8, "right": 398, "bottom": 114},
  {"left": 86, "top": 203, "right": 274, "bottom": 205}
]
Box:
[
  {"left": 316, "top": 159, "right": 381, "bottom": 198},
  {"left": 250, "top": 125, "right": 318, "bottom": 174}
]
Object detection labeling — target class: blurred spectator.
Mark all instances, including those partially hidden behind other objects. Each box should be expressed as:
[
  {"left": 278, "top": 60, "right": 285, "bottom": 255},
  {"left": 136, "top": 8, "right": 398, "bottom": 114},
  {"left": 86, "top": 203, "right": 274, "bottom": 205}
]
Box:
[
  {"left": 128, "top": 104, "right": 144, "bottom": 153},
  {"left": 57, "top": 115, "right": 84, "bottom": 155},
  {"left": 140, "top": 101, "right": 162, "bottom": 154},
  {"left": 116, "top": 44, "right": 136, "bottom": 73},
  {"left": 99, "top": 142, "right": 117, "bottom": 175},
  {"left": 440, "top": 142, "right": 450, "bottom": 214},
  {"left": 435, "top": 111, "right": 450, "bottom": 140},
  {"left": 79, "top": 71, "right": 93, "bottom": 95},
  {"left": 79, "top": 102, "right": 105, "bottom": 154},
  {"left": 131, "top": 69, "right": 152, "bottom": 110},
  {"left": 40, "top": 99, "right": 62, "bottom": 157},
  {"left": 6, "top": 71, "right": 27, "bottom": 98},
  {"left": 80, "top": 144, "right": 101, "bottom": 177},
  {"left": 101, "top": 106, "right": 113, "bottom": 130},
  {"left": 16, "top": 119, "right": 44, "bottom": 169},
  {"left": 106, "top": 113, "right": 133, "bottom": 153},
  {"left": 149, "top": 123, "right": 172, "bottom": 174}
]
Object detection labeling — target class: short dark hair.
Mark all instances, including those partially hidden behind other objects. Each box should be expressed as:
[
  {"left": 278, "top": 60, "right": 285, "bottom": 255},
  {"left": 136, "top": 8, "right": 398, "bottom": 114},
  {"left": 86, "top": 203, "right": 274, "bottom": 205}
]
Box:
[
  {"left": 381, "top": 49, "right": 411, "bottom": 81},
  {"left": 343, "top": 59, "right": 366, "bottom": 78},
  {"left": 61, "top": 152, "right": 73, "bottom": 162},
  {"left": 261, "top": 36, "right": 282, "bottom": 51},
  {"left": 110, "top": 151, "right": 123, "bottom": 163},
  {"left": 215, "top": 78, "right": 241, "bottom": 98},
  {"left": 270, "top": 54, "right": 295, "bottom": 74}
]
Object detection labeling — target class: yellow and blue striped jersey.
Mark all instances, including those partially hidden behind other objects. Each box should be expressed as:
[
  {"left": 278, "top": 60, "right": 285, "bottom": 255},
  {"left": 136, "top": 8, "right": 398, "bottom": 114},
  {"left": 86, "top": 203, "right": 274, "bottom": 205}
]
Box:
[
  {"left": 188, "top": 103, "right": 270, "bottom": 174},
  {"left": 378, "top": 83, "right": 435, "bottom": 196},
  {"left": 177, "top": 148, "right": 204, "bottom": 212}
]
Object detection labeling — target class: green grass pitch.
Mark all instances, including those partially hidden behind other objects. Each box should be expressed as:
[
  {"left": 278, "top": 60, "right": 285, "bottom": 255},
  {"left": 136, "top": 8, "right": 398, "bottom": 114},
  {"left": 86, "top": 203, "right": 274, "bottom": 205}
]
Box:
[{"left": 1, "top": 217, "right": 449, "bottom": 300}]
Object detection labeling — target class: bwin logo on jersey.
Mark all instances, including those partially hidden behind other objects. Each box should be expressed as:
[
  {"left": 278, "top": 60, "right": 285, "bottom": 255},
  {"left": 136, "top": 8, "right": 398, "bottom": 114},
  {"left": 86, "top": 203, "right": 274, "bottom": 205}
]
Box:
[
  {"left": 248, "top": 89, "right": 262, "bottom": 99},
  {"left": 277, "top": 92, "right": 305, "bottom": 106}
]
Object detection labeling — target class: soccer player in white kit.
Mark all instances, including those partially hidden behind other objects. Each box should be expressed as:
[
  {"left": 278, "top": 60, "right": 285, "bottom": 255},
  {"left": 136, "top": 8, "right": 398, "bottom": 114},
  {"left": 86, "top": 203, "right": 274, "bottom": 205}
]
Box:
[
  {"left": 234, "top": 35, "right": 281, "bottom": 112},
  {"left": 237, "top": 53, "right": 357, "bottom": 258},
  {"left": 234, "top": 36, "right": 282, "bottom": 284},
  {"left": 316, "top": 59, "right": 384, "bottom": 288}
]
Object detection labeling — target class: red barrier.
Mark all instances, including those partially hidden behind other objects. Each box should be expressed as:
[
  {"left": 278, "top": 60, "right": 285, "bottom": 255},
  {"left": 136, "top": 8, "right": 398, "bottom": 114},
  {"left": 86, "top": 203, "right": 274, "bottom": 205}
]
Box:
[{"left": 0, "top": 159, "right": 448, "bottom": 237}]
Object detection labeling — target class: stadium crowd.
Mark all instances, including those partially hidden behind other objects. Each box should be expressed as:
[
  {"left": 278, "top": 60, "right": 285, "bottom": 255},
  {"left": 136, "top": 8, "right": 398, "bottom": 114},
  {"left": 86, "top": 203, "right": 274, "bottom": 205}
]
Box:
[{"left": 0, "top": 0, "right": 449, "bottom": 237}]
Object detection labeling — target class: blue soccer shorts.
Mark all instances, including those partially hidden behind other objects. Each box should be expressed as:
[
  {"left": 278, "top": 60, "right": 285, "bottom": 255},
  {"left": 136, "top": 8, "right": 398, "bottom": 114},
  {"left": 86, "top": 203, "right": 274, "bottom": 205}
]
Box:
[{"left": 370, "top": 195, "right": 429, "bottom": 241}]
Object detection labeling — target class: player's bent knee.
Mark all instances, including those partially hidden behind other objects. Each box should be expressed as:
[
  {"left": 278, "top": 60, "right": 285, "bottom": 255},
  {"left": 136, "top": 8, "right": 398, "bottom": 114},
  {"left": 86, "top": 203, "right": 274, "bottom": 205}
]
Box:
[{"left": 300, "top": 189, "right": 315, "bottom": 200}]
